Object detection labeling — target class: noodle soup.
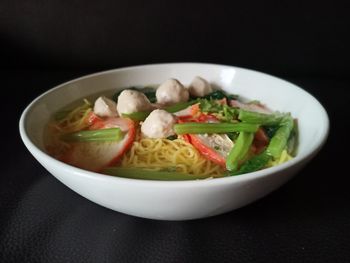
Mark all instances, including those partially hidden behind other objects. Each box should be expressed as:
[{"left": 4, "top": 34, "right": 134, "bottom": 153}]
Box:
[{"left": 46, "top": 77, "right": 297, "bottom": 180}]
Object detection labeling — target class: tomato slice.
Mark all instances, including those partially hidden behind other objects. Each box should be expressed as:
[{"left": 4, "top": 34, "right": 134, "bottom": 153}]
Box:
[{"left": 252, "top": 128, "right": 269, "bottom": 154}]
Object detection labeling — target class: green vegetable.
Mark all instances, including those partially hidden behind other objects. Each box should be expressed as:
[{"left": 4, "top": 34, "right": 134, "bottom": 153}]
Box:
[
  {"left": 140, "top": 87, "right": 157, "bottom": 103},
  {"left": 103, "top": 167, "right": 212, "bottom": 181},
  {"left": 266, "top": 116, "right": 294, "bottom": 159},
  {"left": 227, "top": 115, "right": 295, "bottom": 174},
  {"left": 238, "top": 110, "right": 285, "bottom": 125},
  {"left": 164, "top": 100, "right": 197, "bottom": 113},
  {"left": 230, "top": 151, "right": 271, "bottom": 175},
  {"left": 226, "top": 132, "right": 255, "bottom": 171},
  {"left": 199, "top": 99, "right": 222, "bottom": 112},
  {"left": 287, "top": 119, "right": 298, "bottom": 156},
  {"left": 203, "top": 90, "right": 226, "bottom": 100},
  {"left": 227, "top": 94, "right": 239, "bottom": 100},
  {"left": 174, "top": 123, "right": 259, "bottom": 134},
  {"left": 166, "top": 135, "right": 178, "bottom": 140},
  {"left": 202, "top": 90, "right": 239, "bottom": 100},
  {"left": 122, "top": 111, "right": 151, "bottom": 121},
  {"left": 222, "top": 105, "right": 237, "bottom": 121},
  {"left": 198, "top": 99, "right": 237, "bottom": 122},
  {"left": 227, "top": 132, "right": 239, "bottom": 141},
  {"left": 61, "top": 128, "right": 124, "bottom": 142},
  {"left": 263, "top": 125, "right": 279, "bottom": 139}
]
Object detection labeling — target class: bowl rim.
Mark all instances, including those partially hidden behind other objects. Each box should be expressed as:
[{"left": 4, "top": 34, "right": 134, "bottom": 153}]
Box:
[{"left": 19, "top": 62, "right": 330, "bottom": 187}]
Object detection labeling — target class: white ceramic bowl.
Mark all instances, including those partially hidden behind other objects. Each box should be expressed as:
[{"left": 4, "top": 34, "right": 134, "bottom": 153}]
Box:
[{"left": 19, "top": 63, "right": 329, "bottom": 220}]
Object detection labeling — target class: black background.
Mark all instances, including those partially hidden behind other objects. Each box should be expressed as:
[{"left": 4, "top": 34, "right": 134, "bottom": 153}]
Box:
[{"left": 1, "top": 1, "right": 349, "bottom": 262}]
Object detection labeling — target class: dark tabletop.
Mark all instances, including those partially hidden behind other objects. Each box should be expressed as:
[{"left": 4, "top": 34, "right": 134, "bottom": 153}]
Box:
[
  {"left": 1, "top": 70, "right": 349, "bottom": 263},
  {"left": 1, "top": 1, "right": 350, "bottom": 262}
]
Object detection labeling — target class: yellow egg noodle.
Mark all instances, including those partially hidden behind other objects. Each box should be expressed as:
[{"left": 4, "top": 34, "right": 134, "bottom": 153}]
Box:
[
  {"left": 46, "top": 99, "right": 92, "bottom": 158},
  {"left": 120, "top": 138, "right": 225, "bottom": 177},
  {"left": 55, "top": 99, "right": 92, "bottom": 133},
  {"left": 46, "top": 100, "right": 293, "bottom": 176},
  {"left": 267, "top": 149, "right": 293, "bottom": 167}
]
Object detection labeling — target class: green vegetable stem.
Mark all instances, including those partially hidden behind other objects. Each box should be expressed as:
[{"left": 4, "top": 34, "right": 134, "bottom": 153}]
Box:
[
  {"left": 266, "top": 116, "right": 294, "bottom": 159},
  {"left": 122, "top": 111, "right": 151, "bottom": 121},
  {"left": 164, "top": 100, "right": 198, "bottom": 113},
  {"left": 103, "top": 167, "right": 212, "bottom": 180},
  {"left": 226, "top": 132, "right": 255, "bottom": 171},
  {"left": 174, "top": 123, "right": 259, "bottom": 134},
  {"left": 61, "top": 128, "right": 124, "bottom": 142},
  {"left": 238, "top": 110, "right": 285, "bottom": 125}
]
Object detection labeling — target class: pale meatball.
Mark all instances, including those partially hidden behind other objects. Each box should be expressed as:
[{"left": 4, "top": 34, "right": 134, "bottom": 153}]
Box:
[
  {"left": 117, "top": 89, "right": 152, "bottom": 115},
  {"left": 141, "top": 109, "right": 176, "bottom": 138},
  {"left": 156, "top": 78, "right": 189, "bottom": 105},
  {"left": 188, "top": 76, "right": 213, "bottom": 97},
  {"left": 93, "top": 96, "right": 118, "bottom": 117}
]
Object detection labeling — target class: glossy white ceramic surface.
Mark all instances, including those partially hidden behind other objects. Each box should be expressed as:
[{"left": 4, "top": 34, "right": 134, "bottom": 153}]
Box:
[{"left": 19, "top": 63, "right": 329, "bottom": 220}]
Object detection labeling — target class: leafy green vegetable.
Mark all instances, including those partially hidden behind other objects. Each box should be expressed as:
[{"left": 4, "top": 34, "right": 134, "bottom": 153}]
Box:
[
  {"left": 227, "top": 132, "right": 239, "bottom": 141},
  {"left": 140, "top": 87, "right": 157, "bottom": 103},
  {"left": 199, "top": 99, "right": 222, "bottom": 112},
  {"left": 203, "top": 90, "right": 226, "bottom": 100},
  {"left": 198, "top": 99, "right": 237, "bottom": 122},
  {"left": 229, "top": 151, "right": 271, "bottom": 175},
  {"left": 227, "top": 94, "right": 239, "bottom": 100},
  {"left": 202, "top": 90, "right": 239, "bottom": 100},
  {"left": 61, "top": 128, "right": 124, "bottom": 142},
  {"left": 287, "top": 119, "right": 298, "bottom": 156},
  {"left": 263, "top": 125, "right": 279, "bottom": 139},
  {"left": 166, "top": 135, "right": 178, "bottom": 140},
  {"left": 222, "top": 105, "right": 236, "bottom": 121}
]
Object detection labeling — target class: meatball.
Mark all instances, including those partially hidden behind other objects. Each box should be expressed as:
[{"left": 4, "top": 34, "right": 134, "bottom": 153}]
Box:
[
  {"left": 188, "top": 76, "right": 213, "bottom": 97},
  {"left": 141, "top": 109, "right": 176, "bottom": 138},
  {"left": 156, "top": 79, "right": 189, "bottom": 105},
  {"left": 116, "top": 89, "right": 153, "bottom": 115},
  {"left": 93, "top": 96, "right": 118, "bottom": 117}
]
